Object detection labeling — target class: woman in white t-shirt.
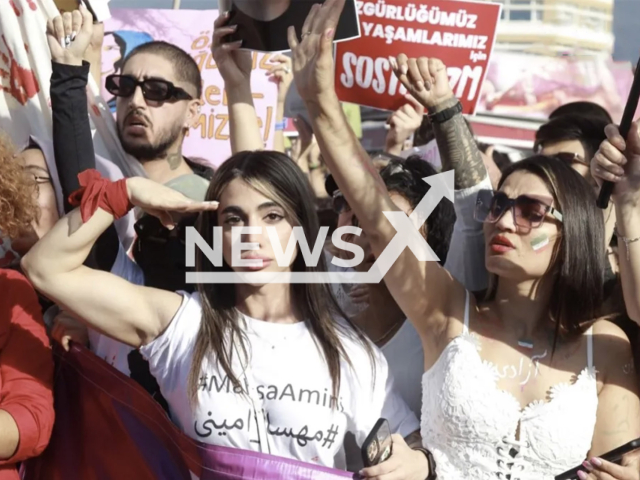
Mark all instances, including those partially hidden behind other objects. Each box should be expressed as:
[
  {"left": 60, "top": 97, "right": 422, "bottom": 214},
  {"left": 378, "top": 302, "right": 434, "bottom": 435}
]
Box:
[{"left": 22, "top": 151, "right": 428, "bottom": 478}]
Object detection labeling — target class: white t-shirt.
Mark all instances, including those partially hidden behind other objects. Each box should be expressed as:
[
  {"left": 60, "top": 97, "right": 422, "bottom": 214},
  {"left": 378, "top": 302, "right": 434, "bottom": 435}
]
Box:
[
  {"left": 380, "top": 320, "right": 424, "bottom": 418},
  {"left": 140, "top": 292, "right": 418, "bottom": 469},
  {"left": 88, "top": 244, "right": 142, "bottom": 375}
]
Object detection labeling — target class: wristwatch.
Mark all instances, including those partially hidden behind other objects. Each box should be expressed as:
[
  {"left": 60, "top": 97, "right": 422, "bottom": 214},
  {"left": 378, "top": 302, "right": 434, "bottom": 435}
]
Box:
[
  {"left": 413, "top": 447, "right": 437, "bottom": 480},
  {"left": 428, "top": 101, "right": 463, "bottom": 124}
]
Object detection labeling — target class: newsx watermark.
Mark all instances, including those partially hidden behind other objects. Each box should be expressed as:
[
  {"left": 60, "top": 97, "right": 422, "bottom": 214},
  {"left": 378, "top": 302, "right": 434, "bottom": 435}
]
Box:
[{"left": 185, "top": 172, "right": 454, "bottom": 284}]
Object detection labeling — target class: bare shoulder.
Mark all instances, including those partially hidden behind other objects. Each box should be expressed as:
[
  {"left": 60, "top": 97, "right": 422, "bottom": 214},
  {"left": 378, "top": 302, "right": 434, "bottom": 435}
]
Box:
[
  {"left": 592, "top": 320, "right": 630, "bottom": 348},
  {"left": 591, "top": 319, "right": 635, "bottom": 381}
]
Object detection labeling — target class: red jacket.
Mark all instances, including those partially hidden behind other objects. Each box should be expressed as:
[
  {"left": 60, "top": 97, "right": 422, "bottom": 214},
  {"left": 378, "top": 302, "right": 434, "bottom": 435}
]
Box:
[{"left": 0, "top": 269, "right": 54, "bottom": 480}]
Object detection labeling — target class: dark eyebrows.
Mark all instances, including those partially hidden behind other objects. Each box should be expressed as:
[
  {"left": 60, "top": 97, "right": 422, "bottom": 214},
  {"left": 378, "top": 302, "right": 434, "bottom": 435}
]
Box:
[
  {"left": 142, "top": 75, "right": 173, "bottom": 82},
  {"left": 220, "top": 202, "right": 284, "bottom": 216},
  {"left": 258, "top": 201, "right": 282, "bottom": 211}
]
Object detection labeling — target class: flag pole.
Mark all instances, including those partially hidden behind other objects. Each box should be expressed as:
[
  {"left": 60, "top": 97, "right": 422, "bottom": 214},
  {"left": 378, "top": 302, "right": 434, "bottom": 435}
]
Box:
[{"left": 172, "top": 0, "right": 181, "bottom": 8}]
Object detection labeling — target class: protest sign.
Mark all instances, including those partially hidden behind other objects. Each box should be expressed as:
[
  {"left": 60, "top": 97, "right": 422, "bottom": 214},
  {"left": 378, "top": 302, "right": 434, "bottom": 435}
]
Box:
[
  {"left": 477, "top": 51, "right": 637, "bottom": 123},
  {"left": 103, "top": 9, "right": 278, "bottom": 167},
  {"left": 225, "top": 0, "right": 360, "bottom": 53},
  {"left": 334, "top": 0, "right": 501, "bottom": 114}
]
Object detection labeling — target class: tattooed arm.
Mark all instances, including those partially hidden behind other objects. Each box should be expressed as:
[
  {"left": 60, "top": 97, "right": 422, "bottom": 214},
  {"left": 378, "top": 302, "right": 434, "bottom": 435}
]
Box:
[
  {"left": 429, "top": 97, "right": 488, "bottom": 190},
  {"left": 394, "top": 55, "right": 491, "bottom": 292},
  {"left": 392, "top": 55, "right": 488, "bottom": 190}
]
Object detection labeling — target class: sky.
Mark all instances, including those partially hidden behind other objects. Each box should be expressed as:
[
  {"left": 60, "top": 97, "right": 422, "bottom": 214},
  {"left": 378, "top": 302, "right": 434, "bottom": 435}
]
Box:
[
  {"left": 110, "top": 0, "right": 640, "bottom": 63},
  {"left": 612, "top": 0, "right": 640, "bottom": 64}
]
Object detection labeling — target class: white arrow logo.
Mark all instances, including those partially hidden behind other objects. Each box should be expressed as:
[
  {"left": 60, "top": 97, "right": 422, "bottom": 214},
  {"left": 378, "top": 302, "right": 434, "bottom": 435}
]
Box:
[{"left": 187, "top": 170, "right": 454, "bottom": 284}]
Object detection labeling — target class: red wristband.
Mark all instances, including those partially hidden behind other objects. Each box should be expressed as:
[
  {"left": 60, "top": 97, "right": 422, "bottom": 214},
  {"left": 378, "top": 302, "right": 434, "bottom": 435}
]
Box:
[{"left": 68, "top": 169, "right": 132, "bottom": 223}]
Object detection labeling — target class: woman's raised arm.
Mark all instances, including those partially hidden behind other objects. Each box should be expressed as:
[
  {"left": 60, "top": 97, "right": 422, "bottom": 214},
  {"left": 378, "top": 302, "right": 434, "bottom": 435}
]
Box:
[
  {"left": 287, "top": 0, "right": 466, "bottom": 351},
  {"left": 22, "top": 176, "right": 217, "bottom": 347}
]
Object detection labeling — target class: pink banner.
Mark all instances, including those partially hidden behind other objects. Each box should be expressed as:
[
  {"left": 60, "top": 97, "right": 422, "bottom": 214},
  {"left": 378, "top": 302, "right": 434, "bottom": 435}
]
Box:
[
  {"left": 102, "top": 9, "right": 278, "bottom": 167},
  {"left": 22, "top": 344, "right": 355, "bottom": 480},
  {"left": 477, "top": 52, "right": 635, "bottom": 122}
]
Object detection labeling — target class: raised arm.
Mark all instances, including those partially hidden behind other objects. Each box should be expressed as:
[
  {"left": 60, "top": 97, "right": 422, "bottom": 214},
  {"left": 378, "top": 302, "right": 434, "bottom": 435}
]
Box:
[
  {"left": 384, "top": 98, "right": 424, "bottom": 157},
  {"left": 267, "top": 54, "right": 294, "bottom": 154},
  {"left": 409, "top": 59, "right": 488, "bottom": 190},
  {"left": 396, "top": 55, "right": 491, "bottom": 292},
  {"left": 591, "top": 122, "right": 640, "bottom": 324},
  {"left": 47, "top": 7, "right": 120, "bottom": 271},
  {"left": 212, "top": 13, "right": 263, "bottom": 153},
  {"left": 21, "top": 177, "right": 217, "bottom": 347},
  {"left": 287, "top": 0, "right": 462, "bottom": 350}
]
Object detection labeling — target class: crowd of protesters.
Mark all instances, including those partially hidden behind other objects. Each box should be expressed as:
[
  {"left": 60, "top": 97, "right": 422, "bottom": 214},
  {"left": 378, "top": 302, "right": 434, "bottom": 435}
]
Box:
[{"left": 1, "top": 0, "right": 640, "bottom": 479}]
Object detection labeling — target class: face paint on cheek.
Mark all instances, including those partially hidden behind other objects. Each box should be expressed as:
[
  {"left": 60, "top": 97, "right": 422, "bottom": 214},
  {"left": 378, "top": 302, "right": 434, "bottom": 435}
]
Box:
[{"left": 530, "top": 233, "right": 550, "bottom": 252}]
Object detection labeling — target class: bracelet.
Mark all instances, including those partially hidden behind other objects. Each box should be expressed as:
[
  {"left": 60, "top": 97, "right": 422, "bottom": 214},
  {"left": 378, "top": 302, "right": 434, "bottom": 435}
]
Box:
[
  {"left": 427, "top": 101, "right": 463, "bottom": 124},
  {"left": 275, "top": 121, "right": 286, "bottom": 131},
  {"left": 413, "top": 447, "right": 437, "bottom": 480},
  {"left": 616, "top": 228, "right": 640, "bottom": 261}
]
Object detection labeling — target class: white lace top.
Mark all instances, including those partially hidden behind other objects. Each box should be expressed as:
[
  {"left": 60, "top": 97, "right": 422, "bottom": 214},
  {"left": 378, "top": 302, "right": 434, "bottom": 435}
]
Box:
[{"left": 421, "top": 292, "right": 598, "bottom": 480}]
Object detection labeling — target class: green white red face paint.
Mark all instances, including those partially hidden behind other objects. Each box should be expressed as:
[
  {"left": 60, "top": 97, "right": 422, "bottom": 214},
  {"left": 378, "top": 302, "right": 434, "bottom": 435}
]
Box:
[{"left": 530, "top": 233, "right": 550, "bottom": 252}]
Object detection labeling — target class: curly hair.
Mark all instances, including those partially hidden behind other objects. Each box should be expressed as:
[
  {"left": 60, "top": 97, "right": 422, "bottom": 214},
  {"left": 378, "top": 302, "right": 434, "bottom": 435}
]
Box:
[
  {"left": 379, "top": 157, "right": 456, "bottom": 265},
  {"left": 0, "top": 134, "right": 38, "bottom": 238}
]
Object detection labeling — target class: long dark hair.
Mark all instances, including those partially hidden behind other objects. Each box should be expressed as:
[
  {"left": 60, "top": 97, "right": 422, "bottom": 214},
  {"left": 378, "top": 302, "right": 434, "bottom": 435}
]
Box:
[
  {"left": 188, "top": 151, "right": 375, "bottom": 404},
  {"left": 485, "top": 155, "right": 605, "bottom": 346},
  {"left": 379, "top": 157, "right": 456, "bottom": 265}
]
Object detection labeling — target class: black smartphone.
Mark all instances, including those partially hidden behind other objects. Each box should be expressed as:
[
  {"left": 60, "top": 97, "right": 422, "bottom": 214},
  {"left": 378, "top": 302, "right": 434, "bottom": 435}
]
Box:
[
  {"left": 361, "top": 418, "right": 393, "bottom": 468},
  {"left": 555, "top": 437, "right": 640, "bottom": 480}
]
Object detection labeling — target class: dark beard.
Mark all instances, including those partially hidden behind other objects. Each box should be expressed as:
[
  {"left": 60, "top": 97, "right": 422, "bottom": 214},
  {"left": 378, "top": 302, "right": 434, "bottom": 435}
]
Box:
[{"left": 118, "top": 122, "right": 183, "bottom": 162}]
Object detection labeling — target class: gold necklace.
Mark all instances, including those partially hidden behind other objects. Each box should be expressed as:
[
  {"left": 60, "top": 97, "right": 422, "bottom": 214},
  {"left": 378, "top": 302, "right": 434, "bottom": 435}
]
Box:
[{"left": 374, "top": 320, "right": 404, "bottom": 347}]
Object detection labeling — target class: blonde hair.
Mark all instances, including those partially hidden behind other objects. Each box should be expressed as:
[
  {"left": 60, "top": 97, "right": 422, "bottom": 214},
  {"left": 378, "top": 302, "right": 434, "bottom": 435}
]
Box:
[{"left": 0, "top": 134, "right": 38, "bottom": 238}]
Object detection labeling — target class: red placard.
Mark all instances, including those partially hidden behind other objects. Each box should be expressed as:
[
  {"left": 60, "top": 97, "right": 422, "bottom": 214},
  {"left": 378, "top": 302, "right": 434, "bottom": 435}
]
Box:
[{"left": 335, "top": 0, "right": 502, "bottom": 114}]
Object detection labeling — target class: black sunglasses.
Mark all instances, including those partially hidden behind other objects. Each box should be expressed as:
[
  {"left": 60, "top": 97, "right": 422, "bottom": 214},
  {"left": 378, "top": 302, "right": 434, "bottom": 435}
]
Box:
[
  {"left": 106, "top": 74, "right": 194, "bottom": 102},
  {"left": 474, "top": 190, "right": 563, "bottom": 229},
  {"left": 332, "top": 191, "right": 351, "bottom": 215}
]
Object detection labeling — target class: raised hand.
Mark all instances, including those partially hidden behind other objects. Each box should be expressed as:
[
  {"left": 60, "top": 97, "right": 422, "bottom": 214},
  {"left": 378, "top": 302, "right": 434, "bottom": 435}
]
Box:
[
  {"left": 287, "top": 0, "right": 346, "bottom": 101},
  {"left": 385, "top": 96, "right": 425, "bottom": 155},
  {"left": 125, "top": 177, "right": 218, "bottom": 229},
  {"left": 211, "top": 12, "right": 252, "bottom": 90},
  {"left": 46, "top": 4, "right": 94, "bottom": 66},
  {"left": 591, "top": 122, "right": 640, "bottom": 202},
  {"left": 268, "top": 54, "right": 294, "bottom": 104},
  {"left": 391, "top": 55, "right": 455, "bottom": 112}
]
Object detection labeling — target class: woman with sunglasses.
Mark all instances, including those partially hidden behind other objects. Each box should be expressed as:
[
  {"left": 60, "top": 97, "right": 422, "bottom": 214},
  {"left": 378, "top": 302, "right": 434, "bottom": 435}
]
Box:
[{"left": 288, "top": 2, "right": 640, "bottom": 479}]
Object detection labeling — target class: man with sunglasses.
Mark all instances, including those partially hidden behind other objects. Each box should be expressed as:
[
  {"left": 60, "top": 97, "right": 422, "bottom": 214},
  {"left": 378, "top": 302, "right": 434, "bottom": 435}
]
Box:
[{"left": 45, "top": 9, "right": 212, "bottom": 411}]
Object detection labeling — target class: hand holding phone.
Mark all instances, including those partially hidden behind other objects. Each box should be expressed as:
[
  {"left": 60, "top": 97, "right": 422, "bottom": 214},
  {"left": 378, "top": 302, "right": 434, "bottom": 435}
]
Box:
[
  {"left": 555, "top": 437, "right": 640, "bottom": 480},
  {"left": 361, "top": 418, "right": 393, "bottom": 468}
]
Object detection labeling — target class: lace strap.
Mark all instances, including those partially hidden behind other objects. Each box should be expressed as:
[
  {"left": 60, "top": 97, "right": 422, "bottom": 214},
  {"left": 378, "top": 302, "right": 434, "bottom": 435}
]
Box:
[
  {"left": 463, "top": 290, "right": 470, "bottom": 334},
  {"left": 587, "top": 325, "right": 594, "bottom": 369}
]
